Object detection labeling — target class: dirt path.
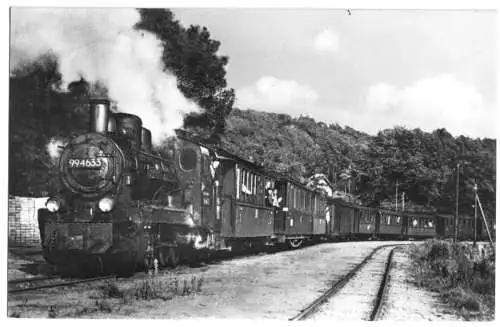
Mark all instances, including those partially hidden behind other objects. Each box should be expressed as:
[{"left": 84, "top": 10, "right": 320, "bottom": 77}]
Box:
[
  {"left": 103, "top": 241, "right": 410, "bottom": 319},
  {"left": 379, "top": 249, "right": 464, "bottom": 321}
]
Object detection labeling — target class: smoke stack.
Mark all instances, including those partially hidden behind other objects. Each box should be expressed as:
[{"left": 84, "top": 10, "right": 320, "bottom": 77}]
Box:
[
  {"left": 141, "top": 128, "right": 152, "bottom": 152},
  {"left": 89, "top": 98, "right": 110, "bottom": 134}
]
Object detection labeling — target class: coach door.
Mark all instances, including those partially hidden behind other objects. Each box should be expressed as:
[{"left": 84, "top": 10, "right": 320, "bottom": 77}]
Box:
[
  {"left": 401, "top": 214, "right": 408, "bottom": 237},
  {"left": 272, "top": 180, "right": 287, "bottom": 234},
  {"left": 200, "top": 153, "right": 220, "bottom": 233}
]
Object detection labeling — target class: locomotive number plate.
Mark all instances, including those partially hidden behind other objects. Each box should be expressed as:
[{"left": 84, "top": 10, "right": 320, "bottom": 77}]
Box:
[{"left": 67, "top": 158, "right": 104, "bottom": 169}]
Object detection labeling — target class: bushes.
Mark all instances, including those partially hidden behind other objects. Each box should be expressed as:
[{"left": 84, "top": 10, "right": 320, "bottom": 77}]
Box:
[{"left": 411, "top": 239, "right": 495, "bottom": 319}]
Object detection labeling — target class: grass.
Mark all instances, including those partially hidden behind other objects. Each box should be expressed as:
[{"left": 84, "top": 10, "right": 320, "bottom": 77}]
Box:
[
  {"left": 66, "top": 273, "right": 205, "bottom": 317},
  {"left": 7, "top": 273, "right": 206, "bottom": 318},
  {"left": 409, "top": 239, "right": 495, "bottom": 320}
]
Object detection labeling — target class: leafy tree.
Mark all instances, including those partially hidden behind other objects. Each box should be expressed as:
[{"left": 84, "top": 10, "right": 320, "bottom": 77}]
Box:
[
  {"left": 9, "top": 55, "right": 89, "bottom": 196},
  {"left": 136, "top": 9, "right": 235, "bottom": 142}
]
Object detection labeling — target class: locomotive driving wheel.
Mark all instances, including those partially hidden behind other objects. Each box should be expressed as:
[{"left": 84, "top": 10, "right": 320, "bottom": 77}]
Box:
[{"left": 287, "top": 238, "right": 303, "bottom": 249}]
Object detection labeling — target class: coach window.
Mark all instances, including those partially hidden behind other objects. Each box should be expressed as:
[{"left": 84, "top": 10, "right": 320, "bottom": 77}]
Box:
[
  {"left": 253, "top": 174, "right": 257, "bottom": 197},
  {"left": 298, "top": 189, "right": 302, "bottom": 210},
  {"left": 256, "top": 175, "right": 263, "bottom": 206},
  {"left": 252, "top": 173, "right": 257, "bottom": 203},
  {"left": 294, "top": 188, "right": 298, "bottom": 209},
  {"left": 240, "top": 170, "right": 246, "bottom": 198},
  {"left": 241, "top": 169, "right": 259, "bottom": 204},
  {"left": 265, "top": 179, "right": 274, "bottom": 207},
  {"left": 235, "top": 166, "right": 240, "bottom": 200},
  {"left": 297, "top": 187, "right": 300, "bottom": 209}
]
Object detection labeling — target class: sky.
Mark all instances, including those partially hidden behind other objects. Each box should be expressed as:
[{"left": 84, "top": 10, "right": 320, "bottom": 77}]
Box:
[{"left": 172, "top": 8, "right": 497, "bottom": 138}]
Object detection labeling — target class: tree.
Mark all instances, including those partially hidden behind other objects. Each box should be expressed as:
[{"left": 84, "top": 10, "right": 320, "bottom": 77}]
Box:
[
  {"left": 136, "top": 9, "right": 235, "bottom": 142},
  {"left": 9, "top": 55, "right": 89, "bottom": 196}
]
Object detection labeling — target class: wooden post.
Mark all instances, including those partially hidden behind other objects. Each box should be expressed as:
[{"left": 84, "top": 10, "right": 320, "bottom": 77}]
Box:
[
  {"left": 395, "top": 179, "right": 398, "bottom": 212},
  {"left": 476, "top": 194, "right": 494, "bottom": 246},
  {"left": 454, "top": 163, "right": 460, "bottom": 242},
  {"left": 474, "top": 184, "right": 478, "bottom": 243}
]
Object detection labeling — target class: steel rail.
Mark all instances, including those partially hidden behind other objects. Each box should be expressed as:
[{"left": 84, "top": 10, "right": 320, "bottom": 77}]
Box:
[
  {"left": 8, "top": 275, "right": 117, "bottom": 294},
  {"left": 289, "top": 243, "right": 403, "bottom": 321},
  {"left": 369, "top": 246, "right": 398, "bottom": 321},
  {"left": 8, "top": 275, "right": 60, "bottom": 285}
]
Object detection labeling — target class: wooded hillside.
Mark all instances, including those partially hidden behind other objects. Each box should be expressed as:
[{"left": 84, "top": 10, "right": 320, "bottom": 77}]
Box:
[{"left": 9, "top": 9, "right": 496, "bottom": 218}]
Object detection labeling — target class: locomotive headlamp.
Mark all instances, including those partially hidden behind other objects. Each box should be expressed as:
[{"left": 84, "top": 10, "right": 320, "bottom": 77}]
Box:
[
  {"left": 98, "top": 197, "right": 115, "bottom": 212},
  {"left": 46, "top": 198, "right": 61, "bottom": 212}
]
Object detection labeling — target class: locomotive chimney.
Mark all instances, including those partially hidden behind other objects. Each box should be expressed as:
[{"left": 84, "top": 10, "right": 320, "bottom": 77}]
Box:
[
  {"left": 141, "top": 128, "right": 152, "bottom": 152},
  {"left": 89, "top": 98, "right": 110, "bottom": 134}
]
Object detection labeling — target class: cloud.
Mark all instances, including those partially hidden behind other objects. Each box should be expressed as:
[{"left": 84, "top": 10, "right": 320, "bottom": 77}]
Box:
[
  {"left": 313, "top": 29, "right": 339, "bottom": 53},
  {"left": 236, "top": 76, "right": 319, "bottom": 111},
  {"left": 362, "top": 74, "right": 495, "bottom": 137}
]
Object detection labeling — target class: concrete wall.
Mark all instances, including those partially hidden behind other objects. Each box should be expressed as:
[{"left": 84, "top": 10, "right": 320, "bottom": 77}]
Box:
[{"left": 8, "top": 196, "right": 48, "bottom": 247}]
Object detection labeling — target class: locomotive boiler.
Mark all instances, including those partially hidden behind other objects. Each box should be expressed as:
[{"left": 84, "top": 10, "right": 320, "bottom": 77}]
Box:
[{"left": 38, "top": 98, "right": 213, "bottom": 276}]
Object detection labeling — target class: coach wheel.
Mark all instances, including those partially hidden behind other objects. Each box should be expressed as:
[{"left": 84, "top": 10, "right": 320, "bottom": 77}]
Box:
[{"left": 288, "top": 239, "right": 303, "bottom": 249}]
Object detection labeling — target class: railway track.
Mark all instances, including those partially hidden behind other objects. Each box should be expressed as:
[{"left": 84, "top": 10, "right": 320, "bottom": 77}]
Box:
[
  {"left": 8, "top": 274, "right": 118, "bottom": 294},
  {"left": 290, "top": 244, "right": 400, "bottom": 321}
]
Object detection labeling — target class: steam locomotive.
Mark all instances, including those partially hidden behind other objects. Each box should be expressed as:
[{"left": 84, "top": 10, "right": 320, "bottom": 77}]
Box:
[
  {"left": 38, "top": 98, "right": 217, "bottom": 275},
  {"left": 38, "top": 98, "right": 496, "bottom": 276}
]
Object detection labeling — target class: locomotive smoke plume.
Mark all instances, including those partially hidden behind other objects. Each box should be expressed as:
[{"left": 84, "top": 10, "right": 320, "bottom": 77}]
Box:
[{"left": 11, "top": 8, "right": 199, "bottom": 145}]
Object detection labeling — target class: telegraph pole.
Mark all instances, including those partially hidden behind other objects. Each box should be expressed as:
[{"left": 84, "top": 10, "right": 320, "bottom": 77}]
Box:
[
  {"left": 395, "top": 179, "right": 398, "bottom": 211},
  {"left": 473, "top": 183, "right": 478, "bottom": 243},
  {"left": 402, "top": 192, "right": 405, "bottom": 212},
  {"left": 454, "top": 163, "right": 460, "bottom": 242}
]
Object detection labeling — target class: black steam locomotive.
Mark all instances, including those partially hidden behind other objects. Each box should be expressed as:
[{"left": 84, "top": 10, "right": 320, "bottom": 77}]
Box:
[{"left": 38, "top": 98, "right": 215, "bottom": 275}]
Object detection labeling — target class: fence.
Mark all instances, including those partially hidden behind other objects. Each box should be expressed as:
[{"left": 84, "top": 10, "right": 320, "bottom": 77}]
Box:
[{"left": 8, "top": 196, "right": 48, "bottom": 247}]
